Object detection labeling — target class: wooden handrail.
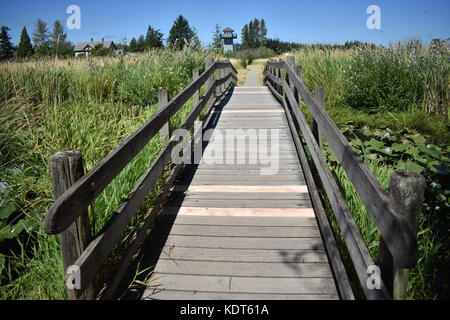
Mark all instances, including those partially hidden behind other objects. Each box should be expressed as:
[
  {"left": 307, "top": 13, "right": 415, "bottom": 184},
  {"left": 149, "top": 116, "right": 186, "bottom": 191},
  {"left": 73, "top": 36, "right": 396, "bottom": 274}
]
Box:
[
  {"left": 44, "top": 59, "right": 236, "bottom": 297},
  {"left": 72, "top": 74, "right": 233, "bottom": 291},
  {"left": 264, "top": 58, "right": 424, "bottom": 300},
  {"left": 44, "top": 61, "right": 236, "bottom": 235},
  {"left": 265, "top": 59, "right": 417, "bottom": 267}
]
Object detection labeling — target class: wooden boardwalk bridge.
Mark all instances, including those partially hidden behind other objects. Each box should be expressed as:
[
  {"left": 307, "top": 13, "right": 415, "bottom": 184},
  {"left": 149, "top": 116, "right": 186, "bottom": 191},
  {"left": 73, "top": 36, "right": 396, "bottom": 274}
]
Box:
[{"left": 43, "top": 58, "right": 424, "bottom": 300}]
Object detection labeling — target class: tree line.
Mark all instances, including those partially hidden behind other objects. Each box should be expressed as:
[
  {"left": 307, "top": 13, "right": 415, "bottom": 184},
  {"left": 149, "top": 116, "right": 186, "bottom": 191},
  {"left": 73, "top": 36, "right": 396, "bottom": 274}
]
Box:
[
  {"left": 0, "top": 14, "right": 203, "bottom": 61},
  {"left": 127, "top": 15, "right": 201, "bottom": 53},
  {"left": 0, "top": 14, "right": 385, "bottom": 61},
  {"left": 0, "top": 19, "right": 73, "bottom": 61}
]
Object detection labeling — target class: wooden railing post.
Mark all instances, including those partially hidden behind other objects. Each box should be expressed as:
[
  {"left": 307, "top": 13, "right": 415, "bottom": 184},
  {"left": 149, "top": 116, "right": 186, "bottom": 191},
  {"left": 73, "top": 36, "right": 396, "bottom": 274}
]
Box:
[
  {"left": 216, "top": 63, "right": 223, "bottom": 96},
  {"left": 313, "top": 87, "right": 325, "bottom": 148},
  {"left": 205, "top": 58, "right": 214, "bottom": 111},
  {"left": 295, "top": 66, "right": 303, "bottom": 104},
  {"left": 286, "top": 55, "right": 295, "bottom": 92},
  {"left": 158, "top": 89, "right": 170, "bottom": 142},
  {"left": 378, "top": 170, "right": 425, "bottom": 299},
  {"left": 266, "top": 59, "right": 271, "bottom": 86},
  {"left": 50, "top": 151, "right": 93, "bottom": 300},
  {"left": 221, "top": 62, "right": 226, "bottom": 93},
  {"left": 225, "top": 60, "right": 229, "bottom": 89},
  {"left": 277, "top": 58, "right": 283, "bottom": 94},
  {"left": 192, "top": 68, "right": 200, "bottom": 119}
]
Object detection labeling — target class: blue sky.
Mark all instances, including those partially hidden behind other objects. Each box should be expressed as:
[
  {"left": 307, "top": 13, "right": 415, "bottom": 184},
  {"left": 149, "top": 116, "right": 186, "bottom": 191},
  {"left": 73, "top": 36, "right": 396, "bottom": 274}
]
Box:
[{"left": 1, "top": 0, "right": 449, "bottom": 46}]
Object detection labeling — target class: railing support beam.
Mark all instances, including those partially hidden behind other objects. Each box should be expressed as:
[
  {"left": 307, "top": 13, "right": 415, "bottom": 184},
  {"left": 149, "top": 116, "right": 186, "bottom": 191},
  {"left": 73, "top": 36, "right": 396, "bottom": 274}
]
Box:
[
  {"left": 378, "top": 170, "right": 425, "bottom": 299},
  {"left": 50, "top": 151, "right": 93, "bottom": 300},
  {"left": 313, "top": 87, "right": 325, "bottom": 148},
  {"left": 158, "top": 89, "right": 170, "bottom": 142}
]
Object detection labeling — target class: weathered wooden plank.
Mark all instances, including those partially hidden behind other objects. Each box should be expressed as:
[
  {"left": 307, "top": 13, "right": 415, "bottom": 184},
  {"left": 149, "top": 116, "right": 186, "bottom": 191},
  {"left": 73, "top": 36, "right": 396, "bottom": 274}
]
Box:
[
  {"left": 183, "top": 174, "right": 304, "bottom": 181},
  {"left": 154, "top": 260, "right": 333, "bottom": 278},
  {"left": 143, "top": 290, "right": 338, "bottom": 300},
  {"left": 153, "top": 224, "right": 321, "bottom": 238},
  {"left": 158, "top": 215, "right": 318, "bottom": 227},
  {"left": 147, "top": 246, "right": 327, "bottom": 263},
  {"left": 158, "top": 89, "right": 170, "bottom": 142},
  {"left": 153, "top": 235, "right": 324, "bottom": 250},
  {"left": 147, "top": 274, "right": 337, "bottom": 295},
  {"left": 49, "top": 151, "right": 93, "bottom": 300},
  {"left": 173, "top": 192, "right": 309, "bottom": 200}
]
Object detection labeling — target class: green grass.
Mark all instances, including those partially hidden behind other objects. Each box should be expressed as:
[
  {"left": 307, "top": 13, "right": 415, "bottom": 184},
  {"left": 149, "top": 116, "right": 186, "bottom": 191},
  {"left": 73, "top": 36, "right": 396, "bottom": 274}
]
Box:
[
  {"left": 291, "top": 42, "right": 449, "bottom": 144},
  {"left": 0, "top": 48, "right": 210, "bottom": 299}
]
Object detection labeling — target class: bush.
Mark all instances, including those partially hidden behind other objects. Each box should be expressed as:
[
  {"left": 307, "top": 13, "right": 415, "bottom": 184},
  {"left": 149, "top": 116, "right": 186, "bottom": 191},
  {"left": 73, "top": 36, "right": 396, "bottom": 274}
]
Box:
[
  {"left": 344, "top": 43, "right": 449, "bottom": 117},
  {"left": 240, "top": 55, "right": 247, "bottom": 69},
  {"left": 344, "top": 47, "right": 420, "bottom": 113}
]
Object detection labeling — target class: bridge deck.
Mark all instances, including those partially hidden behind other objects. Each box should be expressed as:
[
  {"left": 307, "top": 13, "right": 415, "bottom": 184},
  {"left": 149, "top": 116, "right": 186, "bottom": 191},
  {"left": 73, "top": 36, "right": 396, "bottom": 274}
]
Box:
[{"left": 140, "top": 86, "right": 339, "bottom": 300}]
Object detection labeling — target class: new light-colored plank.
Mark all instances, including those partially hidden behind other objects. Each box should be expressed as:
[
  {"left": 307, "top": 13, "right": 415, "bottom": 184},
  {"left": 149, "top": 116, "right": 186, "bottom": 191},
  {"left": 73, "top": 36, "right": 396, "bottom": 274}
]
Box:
[
  {"left": 214, "top": 109, "right": 284, "bottom": 113},
  {"left": 178, "top": 199, "right": 312, "bottom": 209},
  {"left": 170, "top": 207, "right": 315, "bottom": 218}
]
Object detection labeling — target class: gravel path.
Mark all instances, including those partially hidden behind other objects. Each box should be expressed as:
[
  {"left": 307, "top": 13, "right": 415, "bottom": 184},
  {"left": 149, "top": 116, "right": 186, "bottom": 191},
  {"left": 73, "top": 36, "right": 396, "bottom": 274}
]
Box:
[{"left": 243, "top": 65, "right": 260, "bottom": 86}]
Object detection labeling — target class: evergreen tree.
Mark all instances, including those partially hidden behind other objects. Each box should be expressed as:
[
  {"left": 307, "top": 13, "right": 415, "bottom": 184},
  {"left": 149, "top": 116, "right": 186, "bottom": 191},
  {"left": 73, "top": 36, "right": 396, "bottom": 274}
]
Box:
[
  {"left": 17, "top": 26, "right": 34, "bottom": 58},
  {"left": 129, "top": 37, "right": 138, "bottom": 52},
  {"left": 167, "top": 15, "right": 194, "bottom": 50},
  {"left": 212, "top": 24, "right": 222, "bottom": 52},
  {"left": 241, "top": 24, "right": 249, "bottom": 49},
  {"left": 259, "top": 19, "right": 267, "bottom": 46},
  {"left": 32, "top": 19, "right": 50, "bottom": 56},
  {"left": 137, "top": 35, "right": 146, "bottom": 52},
  {"left": 0, "top": 26, "right": 15, "bottom": 61},
  {"left": 248, "top": 20, "right": 254, "bottom": 48},
  {"left": 145, "top": 25, "right": 164, "bottom": 49},
  {"left": 253, "top": 19, "right": 260, "bottom": 47},
  {"left": 241, "top": 18, "right": 268, "bottom": 49}
]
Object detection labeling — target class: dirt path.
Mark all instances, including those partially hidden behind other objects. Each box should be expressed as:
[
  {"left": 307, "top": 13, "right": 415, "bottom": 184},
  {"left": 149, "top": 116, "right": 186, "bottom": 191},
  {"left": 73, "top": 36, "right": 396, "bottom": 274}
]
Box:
[{"left": 243, "top": 65, "right": 261, "bottom": 86}]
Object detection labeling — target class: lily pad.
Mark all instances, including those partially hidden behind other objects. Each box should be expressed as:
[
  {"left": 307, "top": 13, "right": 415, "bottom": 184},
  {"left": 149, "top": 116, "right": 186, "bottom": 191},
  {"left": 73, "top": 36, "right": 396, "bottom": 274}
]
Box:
[
  {"left": 379, "top": 147, "right": 393, "bottom": 156},
  {"left": 0, "top": 202, "right": 17, "bottom": 219},
  {"left": 392, "top": 142, "right": 411, "bottom": 153},
  {"left": 409, "top": 134, "right": 426, "bottom": 146},
  {"left": 419, "top": 145, "right": 442, "bottom": 160},
  {"left": 364, "top": 139, "right": 384, "bottom": 151},
  {"left": 404, "top": 161, "right": 425, "bottom": 174},
  {"left": 412, "top": 153, "right": 428, "bottom": 165},
  {"left": 365, "top": 153, "right": 378, "bottom": 160},
  {"left": 360, "top": 126, "right": 372, "bottom": 137}
]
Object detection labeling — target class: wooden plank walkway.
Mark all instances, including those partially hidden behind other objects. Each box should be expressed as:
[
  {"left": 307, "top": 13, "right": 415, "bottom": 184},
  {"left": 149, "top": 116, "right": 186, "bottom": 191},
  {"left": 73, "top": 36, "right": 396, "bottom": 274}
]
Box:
[{"left": 140, "top": 86, "right": 339, "bottom": 300}]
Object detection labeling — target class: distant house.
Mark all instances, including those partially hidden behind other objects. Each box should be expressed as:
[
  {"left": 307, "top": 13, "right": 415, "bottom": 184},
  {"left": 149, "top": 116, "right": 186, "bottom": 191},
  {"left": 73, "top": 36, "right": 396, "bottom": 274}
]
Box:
[{"left": 74, "top": 38, "right": 117, "bottom": 57}]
